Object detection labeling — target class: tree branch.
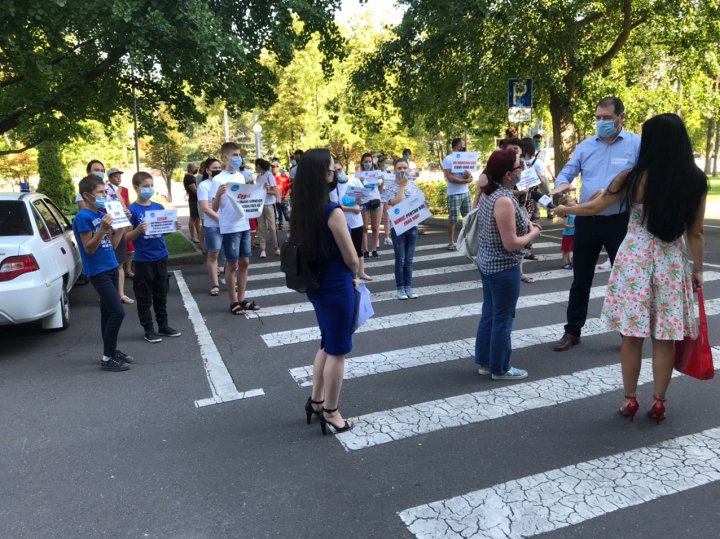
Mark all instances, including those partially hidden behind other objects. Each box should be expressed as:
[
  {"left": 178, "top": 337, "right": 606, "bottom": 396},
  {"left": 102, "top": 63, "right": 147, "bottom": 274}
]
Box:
[
  {"left": 0, "top": 139, "right": 43, "bottom": 156},
  {"left": 591, "top": 0, "right": 634, "bottom": 72},
  {"left": 576, "top": 12, "right": 604, "bottom": 28}
]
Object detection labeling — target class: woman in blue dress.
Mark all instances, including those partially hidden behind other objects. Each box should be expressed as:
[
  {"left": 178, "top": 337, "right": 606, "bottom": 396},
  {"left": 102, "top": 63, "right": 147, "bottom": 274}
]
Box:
[{"left": 291, "top": 149, "right": 361, "bottom": 435}]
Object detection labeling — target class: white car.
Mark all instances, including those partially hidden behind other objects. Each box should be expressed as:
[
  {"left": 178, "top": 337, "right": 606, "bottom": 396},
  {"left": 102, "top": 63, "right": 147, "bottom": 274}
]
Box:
[{"left": 0, "top": 192, "right": 82, "bottom": 329}]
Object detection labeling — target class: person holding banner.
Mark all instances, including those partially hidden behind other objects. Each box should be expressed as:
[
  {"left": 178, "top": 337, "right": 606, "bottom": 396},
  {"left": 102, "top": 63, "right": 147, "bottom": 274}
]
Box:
[
  {"left": 198, "top": 158, "right": 224, "bottom": 296},
  {"left": 386, "top": 159, "right": 422, "bottom": 299},
  {"left": 255, "top": 158, "right": 281, "bottom": 258},
  {"left": 212, "top": 142, "right": 262, "bottom": 316},
  {"left": 442, "top": 138, "right": 474, "bottom": 251},
  {"left": 292, "top": 149, "right": 360, "bottom": 436},
  {"left": 126, "top": 172, "right": 183, "bottom": 344},
  {"left": 358, "top": 153, "right": 383, "bottom": 259},
  {"left": 475, "top": 149, "right": 542, "bottom": 380}
]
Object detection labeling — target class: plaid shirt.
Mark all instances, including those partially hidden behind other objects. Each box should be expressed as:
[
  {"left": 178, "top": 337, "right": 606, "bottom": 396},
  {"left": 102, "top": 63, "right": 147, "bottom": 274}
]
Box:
[{"left": 476, "top": 186, "right": 529, "bottom": 275}]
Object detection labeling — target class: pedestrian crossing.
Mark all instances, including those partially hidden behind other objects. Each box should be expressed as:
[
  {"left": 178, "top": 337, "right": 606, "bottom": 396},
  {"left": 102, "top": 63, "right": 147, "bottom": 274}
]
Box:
[{"left": 240, "top": 233, "right": 720, "bottom": 538}]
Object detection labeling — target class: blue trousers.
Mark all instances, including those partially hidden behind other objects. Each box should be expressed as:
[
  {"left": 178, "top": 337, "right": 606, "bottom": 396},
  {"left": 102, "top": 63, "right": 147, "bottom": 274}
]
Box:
[
  {"left": 390, "top": 226, "right": 418, "bottom": 290},
  {"left": 475, "top": 265, "right": 521, "bottom": 375}
]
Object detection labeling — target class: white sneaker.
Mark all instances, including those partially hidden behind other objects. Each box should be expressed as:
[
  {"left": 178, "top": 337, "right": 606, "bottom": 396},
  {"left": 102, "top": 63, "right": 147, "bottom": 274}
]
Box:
[
  {"left": 384, "top": 237, "right": 393, "bottom": 246},
  {"left": 477, "top": 366, "right": 491, "bottom": 375},
  {"left": 397, "top": 290, "right": 409, "bottom": 300},
  {"left": 405, "top": 288, "right": 418, "bottom": 299},
  {"left": 491, "top": 367, "right": 528, "bottom": 380},
  {"left": 598, "top": 259, "right": 612, "bottom": 270}
]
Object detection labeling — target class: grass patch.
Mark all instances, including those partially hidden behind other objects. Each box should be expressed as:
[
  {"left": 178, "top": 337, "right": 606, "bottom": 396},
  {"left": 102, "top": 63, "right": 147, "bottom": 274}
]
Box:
[
  {"left": 165, "top": 232, "right": 196, "bottom": 256},
  {"left": 709, "top": 177, "right": 720, "bottom": 196}
]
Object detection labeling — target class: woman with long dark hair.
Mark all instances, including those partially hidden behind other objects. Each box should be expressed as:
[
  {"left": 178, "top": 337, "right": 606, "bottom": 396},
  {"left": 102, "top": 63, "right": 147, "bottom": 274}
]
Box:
[
  {"left": 475, "top": 148, "right": 542, "bottom": 380},
  {"left": 292, "top": 149, "right": 360, "bottom": 435},
  {"left": 197, "top": 158, "right": 224, "bottom": 295},
  {"left": 555, "top": 113, "right": 708, "bottom": 422}
]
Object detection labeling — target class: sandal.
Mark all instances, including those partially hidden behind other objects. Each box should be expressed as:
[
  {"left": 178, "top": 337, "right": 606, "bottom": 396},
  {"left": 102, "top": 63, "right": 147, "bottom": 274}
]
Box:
[
  {"left": 521, "top": 274, "right": 535, "bottom": 283},
  {"left": 259, "top": 251, "right": 267, "bottom": 259},
  {"left": 209, "top": 285, "right": 220, "bottom": 296},
  {"left": 239, "top": 299, "right": 261, "bottom": 311},
  {"left": 360, "top": 274, "right": 373, "bottom": 281},
  {"left": 229, "top": 302, "right": 246, "bottom": 315},
  {"left": 524, "top": 253, "right": 539, "bottom": 260},
  {"left": 120, "top": 295, "right": 135, "bottom": 304},
  {"left": 447, "top": 243, "right": 457, "bottom": 251}
]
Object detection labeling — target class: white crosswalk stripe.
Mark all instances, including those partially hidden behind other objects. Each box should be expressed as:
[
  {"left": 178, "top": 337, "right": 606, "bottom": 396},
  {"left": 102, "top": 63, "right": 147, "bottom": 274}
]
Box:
[
  {"left": 337, "top": 350, "right": 720, "bottom": 451},
  {"left": 399, "top": 418, "right": 720, "bottom": 538},
  {"left": 288, "top": 283, "right": 720, "bottom": 387},
  {"left": 258, "top": 265, "right": 586, "bottom": 318}
]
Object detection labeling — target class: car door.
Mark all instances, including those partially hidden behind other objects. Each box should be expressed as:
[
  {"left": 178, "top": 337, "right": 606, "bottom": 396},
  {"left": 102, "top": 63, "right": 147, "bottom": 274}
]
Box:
[
  {"left": 31, "top": 199, "right": 67, "bottom": 290},
  {"left": 42, "top": 198, "right": 82, "bottom": 285}
]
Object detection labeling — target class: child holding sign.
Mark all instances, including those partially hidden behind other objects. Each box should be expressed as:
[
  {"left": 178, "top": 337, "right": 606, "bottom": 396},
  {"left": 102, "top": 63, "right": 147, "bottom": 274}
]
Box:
[
  {"left": 126, "top": 172, "right": 183, "bottom": 344},
  {"left": 386, "top": 160, "right": 423, "bottom": 300}
]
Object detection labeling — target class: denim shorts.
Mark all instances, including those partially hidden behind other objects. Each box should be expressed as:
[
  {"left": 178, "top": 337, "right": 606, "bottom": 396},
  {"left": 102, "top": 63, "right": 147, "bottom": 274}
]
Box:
[
  {"left": 204, "top": 226, "right": 222, "bottom": 252},
  {"left": 222, "top": 230, "right": 252, "bottom": 262}
]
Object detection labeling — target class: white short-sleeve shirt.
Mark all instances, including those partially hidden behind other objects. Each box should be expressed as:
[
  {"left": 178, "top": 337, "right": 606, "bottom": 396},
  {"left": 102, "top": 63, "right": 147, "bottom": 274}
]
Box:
[
  {"left": 442, "top": 154, "right": 470, "bottom": 196},
  {"left": 197, "top": 178, "right": 219, "bottom": 227},
  {"left": 214, "top": 170, "right": 250, "bottom": 234}
]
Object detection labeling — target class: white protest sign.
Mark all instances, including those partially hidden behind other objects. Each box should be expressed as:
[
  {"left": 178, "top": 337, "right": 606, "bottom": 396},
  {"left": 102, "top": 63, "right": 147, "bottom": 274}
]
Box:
[
  {"left": 105, "top": 201, "right": 131, "bottom": 229},
  {"left": 451, "top": 152, "right": 479, "bottom": 173},
  {"left": 226, "top": 183, "right": 266, "bottom": 219},
  {"left": 356, "top": 171, "right": 382, "bottom": 200},
  {"left": 145, "top": 209, "right": 178, "bottom": 236},
  {"left": 516, "top": 167, "right": 542, "bottom": 191},
  {"left": 345, "top": 185, "right": 375, "bottom": 204},
  {"left": 389, "top": 193, "right": 431, "bottom": 236}
]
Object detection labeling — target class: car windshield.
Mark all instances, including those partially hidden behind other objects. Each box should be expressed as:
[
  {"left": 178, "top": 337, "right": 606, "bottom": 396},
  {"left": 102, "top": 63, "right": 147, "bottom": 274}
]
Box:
[{"left": 0, "top": 201, "right": 33, "bottom": 236}]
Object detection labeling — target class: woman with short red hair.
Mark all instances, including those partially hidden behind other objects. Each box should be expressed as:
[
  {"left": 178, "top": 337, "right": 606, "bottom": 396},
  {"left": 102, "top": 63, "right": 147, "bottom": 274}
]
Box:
[{"left": 474, "top": 148, "right": 542, "bottom": 380}]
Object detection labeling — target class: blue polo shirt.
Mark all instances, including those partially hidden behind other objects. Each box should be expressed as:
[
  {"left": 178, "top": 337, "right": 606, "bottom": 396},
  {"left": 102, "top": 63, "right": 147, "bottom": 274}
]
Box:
[
  {"left": 129, "top": 201, "right": 170, "bottom": 262},
  {"left": 72, "top": 208, "right": 118, "bottom": 277},
  {"left": 555, "top": 129, "right": 641, "bottom": 216}
]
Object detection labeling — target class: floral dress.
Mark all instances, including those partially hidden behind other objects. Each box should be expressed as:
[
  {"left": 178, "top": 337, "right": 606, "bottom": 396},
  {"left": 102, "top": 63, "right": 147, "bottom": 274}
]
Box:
[{"left": 601, "top": 204, "right": 697, "bottom": 340}]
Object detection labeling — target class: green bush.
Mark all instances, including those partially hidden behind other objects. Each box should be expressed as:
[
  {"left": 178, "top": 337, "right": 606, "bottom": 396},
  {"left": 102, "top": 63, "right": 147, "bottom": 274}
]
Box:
[
  {"left": 37, "top": 141, "right": 75, "bottom": 210},
  {"left": 416, "top": 180, "right": 477, "bottom": 215}
]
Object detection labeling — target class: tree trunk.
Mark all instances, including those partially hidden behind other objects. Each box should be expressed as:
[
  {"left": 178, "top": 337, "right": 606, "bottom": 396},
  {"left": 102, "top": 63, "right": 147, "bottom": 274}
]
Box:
[
  {"left": 548, "top": 90, "right": 578, "bottom": 175},
  {"left": 162, "top": 171, "right": 173, "bottom": 203},
  {"left": 704, "top": 118, "right": 715, "bottom": 174},
  {"left": 713, "top": 118, "right": 720, "bottom": 177}
]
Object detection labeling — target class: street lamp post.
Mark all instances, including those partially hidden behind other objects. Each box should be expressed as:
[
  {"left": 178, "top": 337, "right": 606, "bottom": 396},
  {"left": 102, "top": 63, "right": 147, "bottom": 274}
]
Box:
[{"left": 253, "top": 123, "right": 263, "bottom": 159}]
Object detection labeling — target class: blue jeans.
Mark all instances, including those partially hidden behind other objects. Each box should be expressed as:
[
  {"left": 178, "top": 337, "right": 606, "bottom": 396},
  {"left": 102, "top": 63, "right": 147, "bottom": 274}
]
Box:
[
  {"left": 222, "top": 230, "right": 252, "bottom": 262},
  {"left": 89, "top": 268, "right": 125, "bottom": 358},
  {"left": 475, "top": 265, "right": 521, "bottom": 375},
  {"left": 390, "top": 226, "right": 418, "bottom": 290}
]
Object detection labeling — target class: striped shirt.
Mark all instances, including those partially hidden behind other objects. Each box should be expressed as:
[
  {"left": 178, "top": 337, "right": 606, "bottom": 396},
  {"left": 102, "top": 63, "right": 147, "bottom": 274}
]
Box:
[{"left": 476, "top": 186, "right": 530, "bottom": 275}]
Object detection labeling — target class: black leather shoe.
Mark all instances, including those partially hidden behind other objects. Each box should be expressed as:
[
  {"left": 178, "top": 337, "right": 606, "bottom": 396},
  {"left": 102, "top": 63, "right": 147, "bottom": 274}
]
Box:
[{"left": 553, "top": 333, "right": 580, "bottom": 352}]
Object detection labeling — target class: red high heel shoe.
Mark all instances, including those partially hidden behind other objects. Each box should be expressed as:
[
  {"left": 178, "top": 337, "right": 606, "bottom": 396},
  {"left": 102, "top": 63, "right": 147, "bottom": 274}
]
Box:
[
  {"left": 647, "top": 396, "right": 666, "bottom": 424},
  {"left": 618, "top": 395, "right": 639, "bottom": 422}
]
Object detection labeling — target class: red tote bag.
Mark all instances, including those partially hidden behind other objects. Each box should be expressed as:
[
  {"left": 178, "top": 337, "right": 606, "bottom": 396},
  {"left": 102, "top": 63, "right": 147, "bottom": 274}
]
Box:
[{"left": 674, "top": 286, "right": 714, "bottom": 380}]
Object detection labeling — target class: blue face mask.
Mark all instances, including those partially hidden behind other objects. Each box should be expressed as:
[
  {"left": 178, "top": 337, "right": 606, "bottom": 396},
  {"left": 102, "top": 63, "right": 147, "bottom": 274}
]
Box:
[
  {"left": 596, "top": 119, "right": 617, "bottom": 138},
  {"left": 230, "top": 156, "right": 243, "bottom": 170},
  {"left": 93, "top": 171, "right": 105, "bottom": 180},
  {"left": 140, "top": 187, "right": 155, "bottom": 200},
  {"left": 362, "top": 163, "right": 373, "bottom": 171},
  {"left": 534, "top": 141, "right": 541, "bottom": 150},
  {"left": 337, "top": 172, "right": 348, "bottom": 183},
  {"left": 91, "top": 196, "right": 107, "bottom": 210},
  {"left": 290, "top": 160, "right": 297, "bottom": 167}
]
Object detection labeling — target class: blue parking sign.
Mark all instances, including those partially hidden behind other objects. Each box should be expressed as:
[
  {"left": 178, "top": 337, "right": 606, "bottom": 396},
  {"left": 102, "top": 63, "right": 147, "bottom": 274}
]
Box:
[{"left": 508, "top": 79, "right": 533, "bottom": 108}]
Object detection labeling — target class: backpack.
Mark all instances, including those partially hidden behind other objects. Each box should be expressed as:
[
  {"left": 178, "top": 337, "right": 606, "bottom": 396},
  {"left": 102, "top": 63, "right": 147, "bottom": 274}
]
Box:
[
  {"left": 456, "top": 206, "right": 481, "bottom": 262},
  {"left": 280, "top": 240, "right": 320, "bottom": 293}
]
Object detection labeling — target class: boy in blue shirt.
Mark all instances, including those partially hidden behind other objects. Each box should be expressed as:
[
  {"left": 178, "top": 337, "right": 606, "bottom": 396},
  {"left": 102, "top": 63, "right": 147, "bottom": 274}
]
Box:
[
  {"left": 126, "top": 172, "right": 183, "bottom": 343},
  {"left": 73, "top": 175, "right": 132, "bottom": 371}
]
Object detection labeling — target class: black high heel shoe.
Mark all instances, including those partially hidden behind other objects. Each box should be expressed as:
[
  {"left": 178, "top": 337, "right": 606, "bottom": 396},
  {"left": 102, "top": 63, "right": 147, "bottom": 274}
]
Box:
[
  {"left": 305, "top": 397, "right": 324, "bottom": 424},
  {"left": 319, "top": 407, "right": 353, "bottom": 435}
]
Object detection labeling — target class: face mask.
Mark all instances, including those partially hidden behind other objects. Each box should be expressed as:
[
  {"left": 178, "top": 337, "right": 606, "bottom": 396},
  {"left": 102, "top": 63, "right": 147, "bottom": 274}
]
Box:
[
  {"left": 459, "top": 147, "right": 467, "bottom": 152},
  {"left": 140, "top": 187, "right": 155, "bottom": 200},
  {"left": 230, "top": 156, "right": 243, "bottom": 170},
  {"left": 210, "top": 169, "right": 222, "bottom": 177},
  {"left": 91, "top": 196, "right": 107, "bottom": 210},
  {"left": 362, "top": 163, "right": 373, "bottom": 171},
  {"left": 596, "top": 119, "right": 617, "bottom": 138},
  {"left": 395, "top": 172, "right": 407, "bottom": 181},
  {"left": 93, "top": 171, "right": 105, "bottom": 180},
  {"left": 328, "top": 173, "right": 338, "bottom": 192},
  {"left": 534, "top": 141, "right": 541, "bottom": 150},
  {"left": 337, "top": 172, "right": 348, "bottom": 183},
  {"left": 290, "top": 160, "right": 297, "bottom": 167}
]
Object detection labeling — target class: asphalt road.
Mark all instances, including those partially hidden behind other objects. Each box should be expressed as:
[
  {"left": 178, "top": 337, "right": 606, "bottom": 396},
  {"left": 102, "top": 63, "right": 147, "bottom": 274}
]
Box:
[{"left": 2, "top": 219, "right": 720, "bottom": 539}]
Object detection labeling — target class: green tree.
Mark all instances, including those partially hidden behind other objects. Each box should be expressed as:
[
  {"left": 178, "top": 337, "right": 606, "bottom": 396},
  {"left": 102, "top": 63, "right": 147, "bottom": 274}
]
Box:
[
  {"left": 146, "top": 131, "right": 184, "bottom": 202},
  {"left": 37, "top": 141, "right": 74, "bottom": 208},
  {"left": 0, "top": 0, "right": 343, "bottom": 154}
]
